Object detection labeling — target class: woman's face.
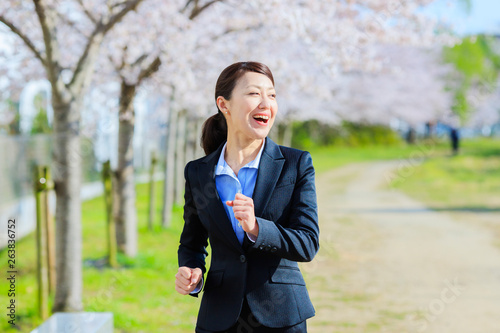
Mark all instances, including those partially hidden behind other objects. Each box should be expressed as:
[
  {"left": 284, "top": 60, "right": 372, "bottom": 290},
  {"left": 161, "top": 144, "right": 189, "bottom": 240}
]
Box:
[{"left": 218, "top": 71, "right": 278, "bottom": 141}]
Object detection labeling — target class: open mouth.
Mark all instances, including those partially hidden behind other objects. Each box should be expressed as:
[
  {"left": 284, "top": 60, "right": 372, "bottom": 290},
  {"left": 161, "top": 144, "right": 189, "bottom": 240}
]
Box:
[{"left": 253, "top": 115, "right": 269, "bottom": 126}]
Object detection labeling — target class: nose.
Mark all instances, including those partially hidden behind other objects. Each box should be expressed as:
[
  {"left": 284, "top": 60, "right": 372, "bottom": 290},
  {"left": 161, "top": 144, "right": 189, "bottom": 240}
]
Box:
[{"left": 259, "top": 96, "right": 271, "bottom": 109}]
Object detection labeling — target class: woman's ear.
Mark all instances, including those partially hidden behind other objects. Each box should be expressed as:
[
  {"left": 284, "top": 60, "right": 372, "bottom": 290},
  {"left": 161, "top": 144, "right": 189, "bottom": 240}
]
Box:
[{"left": 217, "top": 96, "right": 229, "bottom": 114}]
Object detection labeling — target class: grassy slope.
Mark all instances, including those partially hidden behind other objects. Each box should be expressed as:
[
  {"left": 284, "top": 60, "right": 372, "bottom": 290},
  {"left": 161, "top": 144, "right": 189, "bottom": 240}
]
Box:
[
  {"left": 390, "top": 138, "right": 500, "bottom": 210},
  {"left": 310, "top": 138, "right": 500, "bottom": 211}
]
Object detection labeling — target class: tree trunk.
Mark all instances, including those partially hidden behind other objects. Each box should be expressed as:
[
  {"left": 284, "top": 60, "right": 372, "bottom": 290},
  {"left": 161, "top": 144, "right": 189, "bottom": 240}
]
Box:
[
  {"left": 268, "top": 124, "right": 279, "bottom": 143},
  {"left": 115, "top": 82, "right": 138, "bottom": 257},
  {"left": 51, "top": 101, "right": 83, "bottom": 312},
  {"left": 1, "top": 0, "right": 145, "bottom": 314},
  {"left": 185, "top": 115, "right": 196, "bottom": 165},
  {"left": 282, "top": 120, "right": 294, "bottom": 148},
  {"left": 34, "top": 166, "right": 49, "bottom": 320},
  {"left": 195, "top": 116, "right": 204, "bottom": 158},
  {"left": 148, "top": 152, "right": 157, "bottom": 231},
  {"left": 161, "top": 108, "right": 178, "bottom": 228},
  {"left": 175, "top": 109, "right": 187, "bottom": 205},
  {"left": 102, "top": 161, "right": 118, "bottom": 268}
]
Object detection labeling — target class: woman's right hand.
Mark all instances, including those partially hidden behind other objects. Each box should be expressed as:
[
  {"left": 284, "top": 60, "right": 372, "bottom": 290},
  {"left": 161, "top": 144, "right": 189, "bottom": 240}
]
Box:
[{"left": 175, "top": 266, "right": 202, "bottom": 295}]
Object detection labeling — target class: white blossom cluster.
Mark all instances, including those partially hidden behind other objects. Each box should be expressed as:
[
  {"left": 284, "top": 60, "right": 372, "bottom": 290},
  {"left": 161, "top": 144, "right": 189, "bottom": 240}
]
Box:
[{"left": 0, "top": 0, "right": 472, "bottom": 129}]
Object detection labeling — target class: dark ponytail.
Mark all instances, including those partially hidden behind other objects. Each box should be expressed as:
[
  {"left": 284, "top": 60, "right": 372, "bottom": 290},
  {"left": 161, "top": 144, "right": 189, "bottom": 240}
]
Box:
[
  {"left": 201, "top": 61, "right": 275, "bottom": 156},
  {"left": 201, "top": 111, "right": 227, "bottom": 156}
]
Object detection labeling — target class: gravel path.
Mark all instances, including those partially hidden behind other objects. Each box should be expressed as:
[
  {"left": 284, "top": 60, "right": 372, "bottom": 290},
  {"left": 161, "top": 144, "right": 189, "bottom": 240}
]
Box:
[{"left": 304, "top": 161, "right": 500, "bottom": 333}]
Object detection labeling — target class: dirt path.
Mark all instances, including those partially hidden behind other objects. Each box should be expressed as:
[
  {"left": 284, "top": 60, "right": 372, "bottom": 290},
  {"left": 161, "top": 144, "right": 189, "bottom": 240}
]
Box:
[{"left": 303, "top": 161, "right": 500, "bottom": 333}]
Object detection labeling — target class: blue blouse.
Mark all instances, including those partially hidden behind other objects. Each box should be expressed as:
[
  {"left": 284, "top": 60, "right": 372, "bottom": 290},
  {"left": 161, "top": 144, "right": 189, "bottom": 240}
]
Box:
[{"left": 214, "top": 140, "right": 265, "bottom": 244}]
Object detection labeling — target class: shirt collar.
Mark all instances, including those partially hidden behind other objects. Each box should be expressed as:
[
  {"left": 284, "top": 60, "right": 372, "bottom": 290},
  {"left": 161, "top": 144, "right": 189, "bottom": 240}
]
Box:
[{"left": 215, "top": 140, "right": 265, "bottom": 176}]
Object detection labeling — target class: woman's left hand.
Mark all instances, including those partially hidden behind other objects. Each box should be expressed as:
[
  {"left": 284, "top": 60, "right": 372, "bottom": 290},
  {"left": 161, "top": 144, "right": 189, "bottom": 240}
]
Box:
[{"left": 227, "top": 193, "right": 259, "bottom": 238}]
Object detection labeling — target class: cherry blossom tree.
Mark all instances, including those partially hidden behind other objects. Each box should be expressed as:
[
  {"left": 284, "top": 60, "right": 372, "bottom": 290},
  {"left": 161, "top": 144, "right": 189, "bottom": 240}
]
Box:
[
  {"left": 93, "top": 0, "right": 227, "bottom": 255},
  {"left": 0, "top": 0, "right": 145, "bottom": 312},
  {"left": 333, "top": 44, "right": 455, "bottom": 127},
  {"left": 119, "top": 0, "right": 456, "bottom": 231},
  {"left": 174, "top": 0, "right": 456, "bottom": 141},
  {"left": 0, "top": 0, "right": 458, "bottom": 312}
]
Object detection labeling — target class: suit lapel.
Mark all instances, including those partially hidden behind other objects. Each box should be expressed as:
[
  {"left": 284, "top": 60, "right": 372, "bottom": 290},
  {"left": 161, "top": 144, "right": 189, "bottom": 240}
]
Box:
[{"left": 253, "top": 137, "right": 285, "bottom": 217}]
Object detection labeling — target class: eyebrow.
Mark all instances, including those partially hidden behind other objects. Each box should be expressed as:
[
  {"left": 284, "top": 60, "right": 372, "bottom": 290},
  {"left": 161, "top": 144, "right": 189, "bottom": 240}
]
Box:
[{"left": 246, "top": 85, "right": 275, "bottom": 91}]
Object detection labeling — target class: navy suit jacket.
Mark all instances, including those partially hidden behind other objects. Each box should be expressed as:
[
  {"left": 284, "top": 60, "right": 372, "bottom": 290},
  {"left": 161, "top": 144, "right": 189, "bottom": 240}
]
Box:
[{"left": 178, "top": 137, "right": 319, "bottom": 332}]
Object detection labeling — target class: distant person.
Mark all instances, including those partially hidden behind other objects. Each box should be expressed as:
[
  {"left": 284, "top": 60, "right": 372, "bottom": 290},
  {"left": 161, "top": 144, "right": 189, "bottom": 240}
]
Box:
[
  {"left": 450, "top": 127, "right": 459, "bottom": 155},
  {"left": 175, "top": 62, "right": 319, "bottom": 332},
  {"left": 425, "top": 121, "right": 435, "bottom": 139},
  {"left": 425, "top": 122, "right": 431, "bottom": 138},
  {"left": 406, "top": 127, "right": 416, "bottom": 144}
]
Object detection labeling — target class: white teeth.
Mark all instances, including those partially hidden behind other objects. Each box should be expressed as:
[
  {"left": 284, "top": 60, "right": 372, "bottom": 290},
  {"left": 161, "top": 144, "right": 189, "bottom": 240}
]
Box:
[{"left": 253, "top": 115, "right": 269, "bottom": 120}]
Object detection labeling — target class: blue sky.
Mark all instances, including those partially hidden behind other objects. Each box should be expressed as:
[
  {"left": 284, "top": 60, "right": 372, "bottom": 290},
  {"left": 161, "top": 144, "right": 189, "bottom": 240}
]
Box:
[{"left": 422, "top": 0, "right": 500, "bottom": 35}]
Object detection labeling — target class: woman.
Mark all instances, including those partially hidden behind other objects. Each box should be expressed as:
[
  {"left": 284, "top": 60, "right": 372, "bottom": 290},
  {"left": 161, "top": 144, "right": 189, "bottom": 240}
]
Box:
[{"left": 175, "top": 62, "right": 319, "bottom": 333}]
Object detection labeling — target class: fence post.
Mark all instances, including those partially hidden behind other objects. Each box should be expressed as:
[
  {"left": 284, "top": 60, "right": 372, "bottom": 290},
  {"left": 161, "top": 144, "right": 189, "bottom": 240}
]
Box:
[
  {"left": 102, "top": 161, "right": 118, "bottom": 268},
  {"left": 148, "top": 151, "right": 157, "bottom": 232},
  {"left": 42, "top": 166, "right": 56, "bottom": 295},
  {"left": 34, "top": 165, "right": 49, "bottom": 320}
]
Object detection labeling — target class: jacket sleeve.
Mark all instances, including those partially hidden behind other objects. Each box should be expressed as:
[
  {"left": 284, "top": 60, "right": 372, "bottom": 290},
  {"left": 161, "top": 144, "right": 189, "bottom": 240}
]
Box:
[
  {"left": 178, "top": 161, "right": 209, "bottom": 286},
  {"left": 251, "top": 151, "right": 319, "bottom": 262}
]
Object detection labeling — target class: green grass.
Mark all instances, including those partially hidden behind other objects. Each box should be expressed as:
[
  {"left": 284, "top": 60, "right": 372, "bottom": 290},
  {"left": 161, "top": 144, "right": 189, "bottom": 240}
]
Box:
[
  {"left": 3, "top": 142, "right": 420, "bottom": 333},
  {"left": 310, "top": 137, "right": 500, "bottom": 210},
  {"left": 308, "top": 141, "right": 438, "bottom": 175},
  {"left": 2, "top": 137, "right": 498, "bottom": 332},
  {"left": 0, "top": 181, "right": 200, "bottom": 333},
  {"left": 390, "top": 138, "right": 500, "bottom": 210}
]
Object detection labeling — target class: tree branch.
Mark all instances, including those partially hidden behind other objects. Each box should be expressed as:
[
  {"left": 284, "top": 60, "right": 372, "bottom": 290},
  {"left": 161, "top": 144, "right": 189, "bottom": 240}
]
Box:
[
  {"left": 56, "top": 11, "right": 89, "bottom": 37},
  {"left": 137, "top": 56, "right": 161, "bottom": 84},
  {"left": 69, "top": 0, "right": 144, "bottom": 94},
  {"left": 119, "top": 46, "right": 128, "bottom": 72},
  {"left": 0, "top": 15, "right": 46, "bottom": 66},
  {"left": 189, "top": 0, "right": 224, "bottom": 20},
  {"left": 33, "top": 0, "right": 66, "bottom": 96},
  {"left": 76, "top": 0, "right": 98, "bottom": 25},
  {"left": 101, "top": 0, "right": 144, "bottom": 34},
  {"left": 181, "top": 0, "right": 196, "bottom": 14},
  {"left": 131, "top": 53, "right": 148, "bottom": 67},
  {"left": 207, "top": 24, "right": 262, "bottom": 44}
]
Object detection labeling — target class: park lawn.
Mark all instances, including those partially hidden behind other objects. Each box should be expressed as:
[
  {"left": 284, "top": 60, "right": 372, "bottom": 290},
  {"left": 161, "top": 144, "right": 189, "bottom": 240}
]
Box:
[
  {"left": 308, "top": 139, "right": 449, "bottom": 175},
  {"left": 390, "top": 138, "right": 500, "bottom": 210},
  {"left": 2, "top": 142, "right": 423, "bottom": 333},
  {"left": 81, "top": 181, "right": 202, "bottom": 333},
  {"left": 4, "top": 138, "right": 494, "bottom": 332},
  {"left": 0, "top": 180, "right": 201, "bottom": 333},
  {"left": 310, "top": 137, "right": 500, "bottom": 211}
]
